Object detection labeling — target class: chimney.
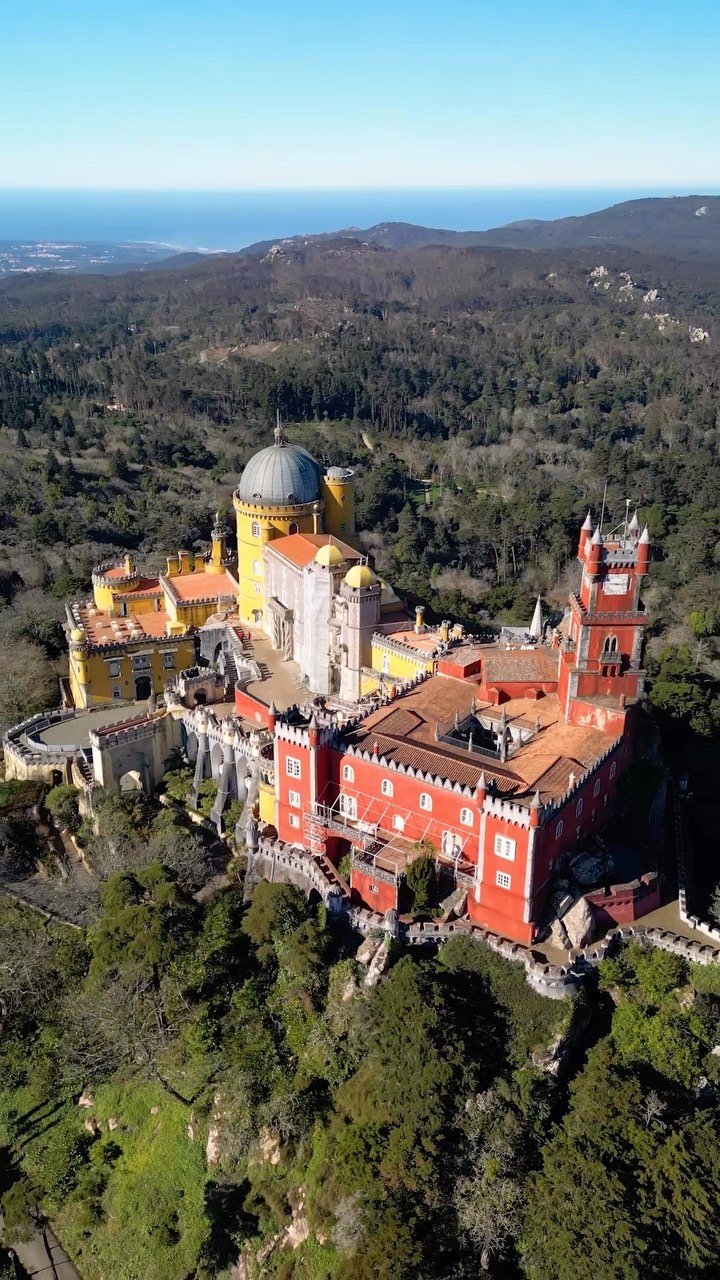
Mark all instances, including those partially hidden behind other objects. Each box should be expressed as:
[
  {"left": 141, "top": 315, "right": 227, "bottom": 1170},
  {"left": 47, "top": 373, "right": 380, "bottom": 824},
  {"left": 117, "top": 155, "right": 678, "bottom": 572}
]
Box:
[{"left": 414, "top": 605, "right": 425, "bottom": 634}]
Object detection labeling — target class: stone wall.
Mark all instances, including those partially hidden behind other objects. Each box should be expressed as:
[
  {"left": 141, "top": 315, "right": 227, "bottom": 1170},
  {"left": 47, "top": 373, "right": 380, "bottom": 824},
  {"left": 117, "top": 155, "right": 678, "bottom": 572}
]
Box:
[{"left": 247, "top": 833, "right": 720, "bottom": 1001}]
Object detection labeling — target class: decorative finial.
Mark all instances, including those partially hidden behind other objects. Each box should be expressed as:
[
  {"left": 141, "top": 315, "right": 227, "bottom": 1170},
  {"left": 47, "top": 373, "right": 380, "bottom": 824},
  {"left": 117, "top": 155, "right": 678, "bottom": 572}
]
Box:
[{"left": 274, "top": 408, "right": 286, "bottom": 445}]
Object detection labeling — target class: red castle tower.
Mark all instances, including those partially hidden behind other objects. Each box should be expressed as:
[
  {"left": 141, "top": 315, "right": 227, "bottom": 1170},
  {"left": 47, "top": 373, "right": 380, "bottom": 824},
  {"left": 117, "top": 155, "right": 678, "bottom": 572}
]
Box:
[{"left": 558, "top": 509, "right": 650, "bottom": 731}]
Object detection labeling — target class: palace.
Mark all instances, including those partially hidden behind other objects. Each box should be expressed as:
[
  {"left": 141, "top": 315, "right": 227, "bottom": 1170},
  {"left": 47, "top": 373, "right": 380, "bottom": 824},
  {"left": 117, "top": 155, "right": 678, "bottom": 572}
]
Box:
[{"left": 5, "top": 428, "right": 655, "bottom": 947}]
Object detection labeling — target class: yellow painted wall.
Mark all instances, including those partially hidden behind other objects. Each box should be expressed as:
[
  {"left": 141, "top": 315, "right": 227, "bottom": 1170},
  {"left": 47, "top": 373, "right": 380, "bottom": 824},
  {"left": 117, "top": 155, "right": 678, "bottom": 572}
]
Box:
[
  {"left": 321, "top": 476, "right": 356, "bottom": 545},
  {"left": 258, "top": 778, "right": 276, "bottom": 826},
  {"left": 360, "top": 671, "right": 382, "bottom": 696},
  {"left": 69, "top": 638, "right": 196, "bottom": 708},
  {"left": 371, "top": 640, "right": 433, "bottom": 682},
  {"left": 234, "top": 498, "right": 321, "bottom": 623}
]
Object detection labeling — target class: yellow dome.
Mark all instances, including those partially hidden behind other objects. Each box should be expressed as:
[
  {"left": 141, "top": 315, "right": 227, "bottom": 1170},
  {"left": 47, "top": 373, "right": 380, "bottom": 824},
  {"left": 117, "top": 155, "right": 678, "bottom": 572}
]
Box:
[
  {"left": 315, "top": 542, "right": 345, "bottom": 567},
  {"left": 344, "top": 563, "right": 377, "bottom": 589},
  {"left": 70, "top": 626, "right": 86, "bottom": 644}
]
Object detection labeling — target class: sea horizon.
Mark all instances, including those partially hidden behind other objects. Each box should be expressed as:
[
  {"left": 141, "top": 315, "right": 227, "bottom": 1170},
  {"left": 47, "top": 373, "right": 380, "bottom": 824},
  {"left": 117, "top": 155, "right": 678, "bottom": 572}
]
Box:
[{"left": 0, "top": 185, "right": 716, "bottom": 252}]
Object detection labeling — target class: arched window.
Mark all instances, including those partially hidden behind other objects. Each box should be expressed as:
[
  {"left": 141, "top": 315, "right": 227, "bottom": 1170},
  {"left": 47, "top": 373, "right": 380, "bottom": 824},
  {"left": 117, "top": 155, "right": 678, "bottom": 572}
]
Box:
[
  {"left": 419, "top": 792, "right": 432, "bottom": 811},
  {"left": 251, "top": 521, "right": 260, "bottom": 538},
  {"left": 593, "top": 778, "right": 601, "bottom": 798},
  {"left": 252, "top": 559, "right": 262, "bottom": 575},
  {"left": 342, "top": 764, "right": 354, "bottom": 782},
  {"left": 381, "top": 654, "right": 390, "bottom": 674},
  {"left": 555, "top": 819, "right": 564, "bottom": 840},
  {"left": 460, "top": 807, "right": 473, "bottom": 826},
  {"left": 576, "top": 797, "right": 583, "bottom": 817},
  {"left": 289, "top": 522, "right": 299, "bottom": 534},
  {"left": 610, "top": 761, "right": 617, "bottom": 780},
  {"left": 381, "top": 778, "right": 393, "bottom": 797}
]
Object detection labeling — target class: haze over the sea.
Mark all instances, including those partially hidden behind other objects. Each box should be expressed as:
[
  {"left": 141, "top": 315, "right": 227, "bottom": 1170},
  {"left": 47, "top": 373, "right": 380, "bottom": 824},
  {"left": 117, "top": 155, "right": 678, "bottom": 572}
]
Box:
[{"left": 1, "top": 187, "right": 715, "bottom": 253}]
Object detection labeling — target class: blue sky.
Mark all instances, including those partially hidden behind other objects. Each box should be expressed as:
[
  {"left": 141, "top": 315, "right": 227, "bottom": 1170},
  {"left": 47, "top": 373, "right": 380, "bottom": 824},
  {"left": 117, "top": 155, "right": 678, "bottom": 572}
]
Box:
[{"left": 2, "top": 0, "right": 717, "bottom": 189}]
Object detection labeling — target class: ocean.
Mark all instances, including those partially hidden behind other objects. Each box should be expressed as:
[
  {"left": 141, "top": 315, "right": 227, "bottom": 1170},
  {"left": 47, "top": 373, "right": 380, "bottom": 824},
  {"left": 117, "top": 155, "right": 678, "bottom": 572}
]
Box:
[{"left": 0, "top": 187, "right": 713, "bottom": 253}]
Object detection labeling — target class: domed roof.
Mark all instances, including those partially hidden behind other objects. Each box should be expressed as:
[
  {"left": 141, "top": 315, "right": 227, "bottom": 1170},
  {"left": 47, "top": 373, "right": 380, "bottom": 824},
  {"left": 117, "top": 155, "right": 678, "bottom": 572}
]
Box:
[
  {"left": 237, "top": 425, "right": 322, "bottom": 506},
  {"left": 315, "top": 542, "right": 345, "bottom": 567},
  {"left": 344, "top": 563, "right": 377, "bottom": 590}
]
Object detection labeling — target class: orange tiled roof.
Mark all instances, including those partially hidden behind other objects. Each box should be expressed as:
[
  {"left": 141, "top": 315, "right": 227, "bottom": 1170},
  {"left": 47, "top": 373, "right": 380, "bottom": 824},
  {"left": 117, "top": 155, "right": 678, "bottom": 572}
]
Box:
[
  {"left": 113, "top": 577, "right": 162, "bottom": 599},
  {"left": 77, "top": 603, "right": 178, "bottom": 646},
  {"left": 350, "top": 674, "right": 617, "bottom": 804},
  {"left": 164, "top": 569, "right": 238, "bottom": 603},
  {"left": 267, "top": 533, "right": 360, "bottom": 570},
  {"left": 377, "top": 628, "right": 440, "bottom": 654}
]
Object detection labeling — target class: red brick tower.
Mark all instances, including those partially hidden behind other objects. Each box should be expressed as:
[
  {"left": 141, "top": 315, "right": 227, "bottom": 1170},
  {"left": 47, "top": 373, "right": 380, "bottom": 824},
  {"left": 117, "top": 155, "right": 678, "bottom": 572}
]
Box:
[{"left": 558, "top": 511, "right": 650, "bottom": 726}]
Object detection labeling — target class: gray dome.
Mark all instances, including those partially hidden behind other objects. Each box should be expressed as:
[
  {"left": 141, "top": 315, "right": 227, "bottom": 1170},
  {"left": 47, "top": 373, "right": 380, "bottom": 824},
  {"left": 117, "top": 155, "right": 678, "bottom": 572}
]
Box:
[{"left": 237, "top": 438, "right": 322, "bottom": 506}]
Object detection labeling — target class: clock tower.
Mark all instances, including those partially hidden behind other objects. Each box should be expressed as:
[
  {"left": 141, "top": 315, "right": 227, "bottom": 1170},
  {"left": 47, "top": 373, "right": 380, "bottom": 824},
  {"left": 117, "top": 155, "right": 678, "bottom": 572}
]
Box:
[{"left": 558, "top": 511, "right": 650, "bottom": 724}]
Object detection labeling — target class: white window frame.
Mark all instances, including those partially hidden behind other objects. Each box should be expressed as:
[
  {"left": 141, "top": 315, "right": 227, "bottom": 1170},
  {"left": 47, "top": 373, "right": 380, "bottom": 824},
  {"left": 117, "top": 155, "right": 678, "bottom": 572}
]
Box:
[
  {"left": 288, "top": 790, "right": 301, "bottom": 809},
  {"left": 112, "top": 685, "right": 122, "bottom": 699},
  {"left": 108, "top": 659, "right": 121, "bottom": 677},
  {"left": 252, "top": 558, "right": 262, "bottom": 575},
  {"left": 288, "top": 813, "right": 300, "bottom": 829},
  {"left": 339, "top": 793, "right": 357, "bottom": 820},
  {"left": 494, "top": 834, "right": 516, "bottom": 861},
  {"left": 381, "top": 653, "right": 390, "bottom": 674},
  {"left": 442, "top": 830, "right": 462, "bottom": 857},
  {"left": 251, "top": 521, "right": 260, "bottom": 537},
  {"left": 342, "top": 764, "right": 354, "bottom": 782},
  {"left": 576, "top": 798, "right": 583, "bottom": 817},
  {"left": 460, "top": 807, "right": 473, "bottom": 827},
  {"left": 381, "top": 778, "right": 393, "bottom": 797},
  {"left": 496, "top": 870, "right": 511, "bottom": 890},
  {"left": 593, "top": 778, "right": 601, "bottom": 798},
  {"left": 610, "top": 761, "right": 617, "bottom": 780},
  {"left": 254, "top": 583, "right": 262, "bottom": 594},
  {"left": 555, "top": 819, "right": 564, "bottom": 839},
  {"left": 162, "top": 652, "right": 175, "bottom": 669},
  {"left": 392, "top": 814, "right": 405, "bottom": 831},
  {"left": 419, "top": 792, "right": 432, "bottom": 811},
  {"left": 286, "top": 756, "right": 301, "bottom": 778}
]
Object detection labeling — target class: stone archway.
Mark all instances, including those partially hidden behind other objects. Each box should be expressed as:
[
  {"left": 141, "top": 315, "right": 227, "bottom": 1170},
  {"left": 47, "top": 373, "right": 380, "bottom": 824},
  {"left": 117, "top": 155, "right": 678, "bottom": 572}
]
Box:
[
  {"left": 184, "top": 730, "right": 198, "bottom": 763},
  {"left": 119, "top": 769, "right": 144, "bottom": 792}
]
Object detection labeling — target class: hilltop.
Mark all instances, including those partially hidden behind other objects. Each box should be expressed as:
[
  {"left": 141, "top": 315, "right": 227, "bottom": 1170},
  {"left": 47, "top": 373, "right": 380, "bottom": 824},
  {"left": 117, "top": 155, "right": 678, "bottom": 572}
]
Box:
[{"left": 240, "top": 195, "right": 720, "bottom": 263}]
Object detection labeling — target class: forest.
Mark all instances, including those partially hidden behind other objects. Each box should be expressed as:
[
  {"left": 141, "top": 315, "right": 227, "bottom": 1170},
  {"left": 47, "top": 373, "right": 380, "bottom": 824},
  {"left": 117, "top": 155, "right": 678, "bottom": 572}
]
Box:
[
  {"left": 3, "top": 783, "right": 720, "bottom": 1280},
  {"left": 1, "top": 237, "right": 720, "bottom": 1275}
]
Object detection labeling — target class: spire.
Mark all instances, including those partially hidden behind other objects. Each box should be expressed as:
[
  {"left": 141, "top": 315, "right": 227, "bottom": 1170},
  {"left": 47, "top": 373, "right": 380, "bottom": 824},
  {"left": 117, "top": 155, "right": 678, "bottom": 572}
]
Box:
[
  {"left": 529, "top": 594, "right": 543, "bottom": 641},
  {"left": 582, "top": 510, "right": 593, "bottom": 531},
  {"left": 639, "top": 525, "right": 650, "bottom": 544},
  {"left": 274, "top": 408, "right": 286, "bottom": 446},
  {"left": 628, "top": 509, "right": 639, "bottom": 533},
  {"left": 530, "top": 789, "right": 542, "bottom": 810},
  {"left": 591, "top": 526, "right": 602, "bottom": 545}
]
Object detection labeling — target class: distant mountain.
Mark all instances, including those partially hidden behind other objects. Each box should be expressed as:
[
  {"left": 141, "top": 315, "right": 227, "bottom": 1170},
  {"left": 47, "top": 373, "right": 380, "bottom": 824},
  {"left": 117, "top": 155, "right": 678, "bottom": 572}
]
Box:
[{"left": 240, "top": 196, "right": 720, "bottom": 262}]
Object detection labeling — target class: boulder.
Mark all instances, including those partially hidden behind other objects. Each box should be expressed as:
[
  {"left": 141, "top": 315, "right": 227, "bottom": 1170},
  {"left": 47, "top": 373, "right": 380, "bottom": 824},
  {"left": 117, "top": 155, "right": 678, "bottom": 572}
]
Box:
[
  {"left": 108, "top": 1116, "right": 120, "bottom": 1131},
  {"left": 364, "top": 940, "right": 390, "bottom": 987},
  {"left": 568, "top": 854, "right": 607, "bottom": 887},
  {"left": 559, "top": 894, "right": 595, "bottom": 949},
  {"left": 78, "top": 1090, "right": 95, "bottom": 1108},
  {"left": 356, "top": 935, "right": 380, "bottom": 965}
]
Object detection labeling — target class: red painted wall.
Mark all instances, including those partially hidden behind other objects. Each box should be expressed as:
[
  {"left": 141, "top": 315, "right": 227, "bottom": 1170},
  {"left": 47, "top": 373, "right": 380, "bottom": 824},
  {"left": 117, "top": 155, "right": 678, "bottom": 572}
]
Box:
[
  {"left": 235, "top": 685, "right": 274, "bottom": 728},
  {"left": 276, "top": 735, "right": 313, "bottom": 845},
  {"left": 328, "top": 748, "right": 481, "bottom": 864},
  {"left": 350, "top": 866, "right": 398, "bottom": 914},
  {"left": 586, "top": 874, "right": 660, "bottom": 928}
]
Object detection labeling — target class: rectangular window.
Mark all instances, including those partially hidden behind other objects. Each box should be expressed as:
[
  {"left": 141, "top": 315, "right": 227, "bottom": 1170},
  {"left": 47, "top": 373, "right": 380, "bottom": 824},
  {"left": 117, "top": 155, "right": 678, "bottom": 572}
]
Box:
[
  {"left": 339, "top": 794, "right": 357, "bottom": 819},
  {"left": 112, "top": 685, "right": 122, "bottom": 699},
  {"left": 369, "top": 884, "right": 378, "bottom": 894},
  {"left": 381, "top": 654, "right": 390, "bottom": 674},
  {"left": 289, "top": 790, "right": 301, "bottom": 809},
  {"left": 494, "top": 835, "right": 516, "bottom": 861},
  {"left": 496, "top": 870, "right": 511, "bottom": 890},
  {"left": 162, "top": 652, "right": 175, "bottom": 669},
  {"left": 108, "top": 660, "right": 121, "bottom": 677},
  {"left": 286, "top": 756, "right": 301, "bottom": 778},
  {"left": 288, "top": 813, "right": 300, "bottom": 829},
  {"left": 254, "top": 583, "right": 262, "bottom": 595},
  {"left": 132, "top": 654, "right": 151, "bottom": 670}
]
